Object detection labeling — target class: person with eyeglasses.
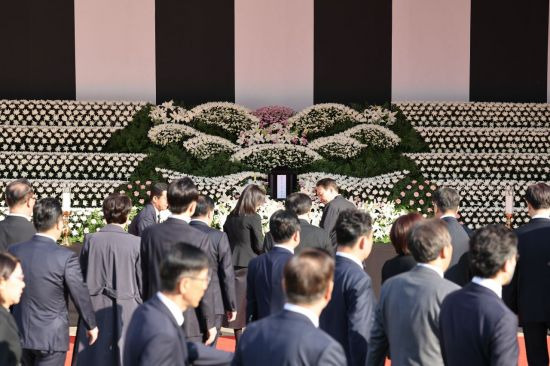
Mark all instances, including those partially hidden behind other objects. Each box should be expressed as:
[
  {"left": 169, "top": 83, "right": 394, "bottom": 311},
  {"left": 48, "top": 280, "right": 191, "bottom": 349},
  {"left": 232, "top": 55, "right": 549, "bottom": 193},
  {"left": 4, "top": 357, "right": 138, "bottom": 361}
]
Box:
[
  {"left": 124, "top": 243, "right": 232, "bottom": 366},
  {"left": 0, "top": 179, "right": 36, "bottom": 251}
]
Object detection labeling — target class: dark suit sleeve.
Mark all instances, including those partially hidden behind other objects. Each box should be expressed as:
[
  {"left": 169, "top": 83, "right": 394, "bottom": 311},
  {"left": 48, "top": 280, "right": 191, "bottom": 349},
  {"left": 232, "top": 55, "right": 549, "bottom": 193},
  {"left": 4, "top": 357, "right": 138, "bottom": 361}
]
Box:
[
  {"left": 199, "top": 235, "right": 216, "bottom": 330},
  {"left": 318, "top": 341, "right": 347, "bottom": 366},
  {"left": 219, "top": 233, "right": 237, "bottom": 311},
  {"left": 250, "top": 216, "right": 264, "bottom": 255},
  {"left": 320, "top": 204, "right": 339, "bottom": 239},
  {"left": 135, "top": 248, "right": 143, "bottom": 300},
  {"left": 79, "top": 235, "right": 90, "bottom": 280},
  {"left": 347, "top": 277, "right": 376, "bottom": 366},
  {"left": 137, "top": 210, "right": 156, "bottom": 237},
  {"left": 64, "top": 253, "right": 96, "bottom": 330},
  {"left": 366, "top": 302, "right": 389, "bottom": 366},
  {"left": 502, "top": 264, "right": 518, "bottom": 314},
  {"left": 139, "top": 334, "right": 183, "bottom": 366},
  {"left": 490, "top": 314, "right": 519, "bottom": 366},
  {"left": 245, "top": 261, "right": 257, "bottom": 323},
  {"left": 322, "top": 231, "right": 333, "bottom": 255},
  {"left": 187, "top": 341, "right": 233, "bottom": 365},
  {"left": 140, "top": 231, "right": 151, "bottom": 301},
  {"left": 263, "top": 232, "right": 274, "bottom": 253}
]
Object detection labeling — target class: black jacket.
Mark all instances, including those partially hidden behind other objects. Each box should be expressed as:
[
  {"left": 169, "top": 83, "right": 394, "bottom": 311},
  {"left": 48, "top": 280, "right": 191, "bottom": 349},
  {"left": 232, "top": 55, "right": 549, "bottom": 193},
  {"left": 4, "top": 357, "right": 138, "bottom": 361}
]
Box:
[
  {"left": 263, "top": 218, "right": 332, "bottom": 255},
  {"left": 0, "top": 215, "right": 36, "bottom": 251},
  {"left": 319, "top": 195, "right": 355, "bottom": 246},
  {"left": 223, "top": 213, "right": 264, "bottom": 268},
  {"left": 0, "top": 306, "right": 21, "bottom": 366}
]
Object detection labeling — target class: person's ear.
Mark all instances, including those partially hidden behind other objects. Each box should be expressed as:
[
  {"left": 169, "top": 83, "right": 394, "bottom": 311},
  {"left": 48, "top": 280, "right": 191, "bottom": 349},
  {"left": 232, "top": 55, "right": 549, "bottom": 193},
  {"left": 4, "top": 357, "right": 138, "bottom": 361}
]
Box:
[
  {"left": 293, "top": 230, "right": 300, "bottom": 244},
  {"left": 324, "top": 280, "right": 334, "bottom": 302},
  {"left": 441, "top": 243, "right": 453, "bottom": 260},
  {"left": 188, "top": 201, "right": 197, "bottom": 215}
]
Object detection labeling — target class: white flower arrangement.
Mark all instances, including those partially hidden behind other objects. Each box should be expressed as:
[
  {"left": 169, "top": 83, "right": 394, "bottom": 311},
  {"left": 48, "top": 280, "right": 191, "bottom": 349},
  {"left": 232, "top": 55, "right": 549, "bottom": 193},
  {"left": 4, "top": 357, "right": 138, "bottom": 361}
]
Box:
[
  {"left": 148, "top": 123, "right": 198, "bottom": 146},
  {"left": 182, "top": 134, "right": 238, "bottom": 159},
  {"left": 149, "top": 100, "right": 193, "bottom": 125},
  {"left": 363, "top": 106, "right": 398, "bottom": 126},
  {"left": 308, "top": 136, "right": 365, "bottom": 159},
  {"left": 0, "top": 100, "right": 144, "bottom": 127},
  {"left": 458, "top": 206, "right": 530, "bottom": 229},
  {"left": 416, "top": 127, "right": 550, "bottom": 153},
  {"left": 287, "top": 103, "right": 367, "bottom": 134},
  {"left": 236, "top": 123, "right": 307, "bottom": 147},
  {"left": 231, "top": 144, "right": 322, "bottom": 171},
  {"left": 0, "top": 125, "right": 121, "bottom": 152},
  {"left": 190, "top": 102, "right": 260, "bottom": 135},
  {"left": 362, "top": 200, "right": 409, "bottom": 242},
  {"left": 405, "top": 153, "right": 549, "bottom": 181},
  {"left": 0, "top": 152, "right": 146, "bottom": 180},
  {"left": 344, "top": 124, "right": 401, "bottom": 148}
]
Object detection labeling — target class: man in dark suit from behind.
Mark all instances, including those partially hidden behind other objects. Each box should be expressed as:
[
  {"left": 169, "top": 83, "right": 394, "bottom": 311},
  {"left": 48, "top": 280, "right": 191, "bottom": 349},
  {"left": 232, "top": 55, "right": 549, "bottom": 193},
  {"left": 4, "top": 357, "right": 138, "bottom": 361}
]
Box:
[
  {"left": 190, "top": 195, "right": 237, "bottom": 346},
  {"left": 440, "top": 225, "right": 519, "bottom": 366},
  {"left": 505, "top": 182, "right": 550, "bottom": 366},
  {"left": 233, "top": 249, "right": 346, "bottom": 365},
  {"left": 124, "top": 243, "right": 232, "bottom": 366},
  {"left": 263, "top": 192, "right": 332, "bottom": 254},
  {"left": 367, "top": 219, "right": 459, "bottom": 366},
  {"left": 9, "top": 198, "right": 98, "bottom": 366},
  {"left": 432, "top": 187, "right": 470, "bottom": 283},
  {"left": 140, "top": 177, "right": 217, "bottom": 345},
  {"left": 246, "top": 209, "right": 300, "bottom": 323},
  {"left": 316, "top": 178, "right": 356, "bottom": 247},
  {"left": 320, "top": 209, "right": 376, "bottom": 366},
  {"left": 128, "top": 182, "right": 168, "bottom": 236},
  {"left": 0, "top": 179, "right": 36, "bottom": 251}
]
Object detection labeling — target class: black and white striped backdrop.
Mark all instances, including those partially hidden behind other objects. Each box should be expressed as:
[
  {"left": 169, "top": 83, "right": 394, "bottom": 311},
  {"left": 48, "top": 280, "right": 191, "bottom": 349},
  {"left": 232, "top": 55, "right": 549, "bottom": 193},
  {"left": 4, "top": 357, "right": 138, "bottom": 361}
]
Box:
[{"left": 0, "top": 0, "right": 549, "bottom": 109}]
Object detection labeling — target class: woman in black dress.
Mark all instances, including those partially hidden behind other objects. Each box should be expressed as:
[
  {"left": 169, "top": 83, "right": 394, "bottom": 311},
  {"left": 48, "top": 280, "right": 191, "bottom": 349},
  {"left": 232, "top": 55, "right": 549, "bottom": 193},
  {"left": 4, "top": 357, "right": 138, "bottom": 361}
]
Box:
[
  {"left": 381, "top": 212, "right": 423, "bottom": 283},
  {"left": 0, "top": 252, "right": 25, "bottom": 366},
  {"left": 223, "top": 184, "right": 266, "bottom": 344}
]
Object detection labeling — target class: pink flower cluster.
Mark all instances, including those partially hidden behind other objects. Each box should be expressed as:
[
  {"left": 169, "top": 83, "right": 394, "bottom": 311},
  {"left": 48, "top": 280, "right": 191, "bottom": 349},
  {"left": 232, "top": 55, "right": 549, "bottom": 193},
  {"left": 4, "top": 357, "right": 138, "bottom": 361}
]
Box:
[
  {"left": 252, "top": 106, "right": 295, "bottom": 128},
  {"left": 394, "top": 179, "right": 438, "bottom": 214},
  {"left": 119, "top": 180, "right": 153, "bottom": 206}
]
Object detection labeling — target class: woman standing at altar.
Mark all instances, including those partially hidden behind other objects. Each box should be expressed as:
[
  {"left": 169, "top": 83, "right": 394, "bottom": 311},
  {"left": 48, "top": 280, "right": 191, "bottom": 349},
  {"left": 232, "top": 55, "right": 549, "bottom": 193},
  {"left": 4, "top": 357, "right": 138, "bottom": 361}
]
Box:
[
  {"left": 223, "top": 184, "right": 266, "bottom": 344},
  {"left": 73, "top": 193, "right": 142, "bottom": 366}
]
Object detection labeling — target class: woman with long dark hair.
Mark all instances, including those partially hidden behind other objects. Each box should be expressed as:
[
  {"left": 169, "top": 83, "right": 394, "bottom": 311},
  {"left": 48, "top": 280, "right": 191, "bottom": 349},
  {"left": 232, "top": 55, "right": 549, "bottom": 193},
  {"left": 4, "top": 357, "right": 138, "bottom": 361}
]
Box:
[{"left": 223, "top": 184, "right": 266, "bottom": 344}]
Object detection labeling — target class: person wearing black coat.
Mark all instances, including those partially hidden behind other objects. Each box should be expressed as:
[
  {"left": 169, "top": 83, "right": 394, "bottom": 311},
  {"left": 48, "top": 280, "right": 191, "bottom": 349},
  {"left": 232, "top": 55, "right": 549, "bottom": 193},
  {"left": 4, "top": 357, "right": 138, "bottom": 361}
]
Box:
[
  {"left": 190, "top": 195, "right": 237, "bottom": 346},
  {"left": 128, "top": 182, "right": 168, "bottom": 237},
  {"left": 222, "top": 184, "right": 265, "bottom": 343},
  {"left": 263, "top": 192, "right": 332, "bottom": 255},
  {"left": 0, "top": 252, "right": 26, "bottom": 366},
  {"left": 140, "top": 178, "right": 217, "bottom": 345},
  {"left": 233, "top": 249, "right": 346, "bottom": 366},
  {"left": 504, "top": 183, "right": 550, "bottom": 365},
  {"left": 320, "top": 209, "right": 376, "bottom": 366},
  {"left": 0, "top": 179, "right": 36, "bottom": 251},
  {"left": 316, "top": 178, "right": 355, "bottom": 246},
  {"left": 9, "top": 198, "right": 97, "bottom": 366},
  {"left": 440, "top": 225, "right": 519, "bottom": 366}
]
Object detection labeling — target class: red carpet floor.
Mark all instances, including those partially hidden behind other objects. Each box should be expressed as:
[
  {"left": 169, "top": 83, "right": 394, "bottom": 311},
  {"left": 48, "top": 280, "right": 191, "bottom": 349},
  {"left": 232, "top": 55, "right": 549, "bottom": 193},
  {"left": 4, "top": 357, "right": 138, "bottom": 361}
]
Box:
[{"left": 65, "top": 334, "right": 549, "bottom": 365}]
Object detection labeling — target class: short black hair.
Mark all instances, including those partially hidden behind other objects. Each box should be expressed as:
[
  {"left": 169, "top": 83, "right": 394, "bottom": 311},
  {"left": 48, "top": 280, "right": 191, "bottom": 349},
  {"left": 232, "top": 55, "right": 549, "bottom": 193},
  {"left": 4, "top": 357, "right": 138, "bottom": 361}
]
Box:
[
  {"left": 33, "top": 198, "right": 63, "bottom": 232},
  {"left": 285, "top": 193, "right": 312, "bottom": 216},
  {"left": 335, "top": 209, "right": 373, "bottom": 247},
  {"left": 433, "top": 187, "right": 461, "bottom": 212},
  {"left": 160, "top": 243, "right": 210, "bottom": 292},
  {"left": 0, "top": 252, "right": 20, "bottom": 281},
  {"left": 316, "top": 178, "right": 338, "bottom": 192},
  {"left": 408, "top": 219, "right": 451, "bottom": 263},
  {"left": 150, "top": 182, "right": 168, "bottom": 200},
  {"left": 167, "top": 178, "right": 199, "bottom": 214},
  {"left": 470, "top": 225, "right": 517, "bottom": 278},
  {"left": 269, "top": 209, "right": 301, "bottom": 243},
  {"left": 5, "top": 179, "right": 34, "bottom": 207},
  {"left": 103, "top": 193, "right": 132, "bottom": 224},
  {"left": 524, "top": 183, "right": 550, "bottom": 210},
  {"left": 192, "top": 195, "right": 215, "bottom": 218}
]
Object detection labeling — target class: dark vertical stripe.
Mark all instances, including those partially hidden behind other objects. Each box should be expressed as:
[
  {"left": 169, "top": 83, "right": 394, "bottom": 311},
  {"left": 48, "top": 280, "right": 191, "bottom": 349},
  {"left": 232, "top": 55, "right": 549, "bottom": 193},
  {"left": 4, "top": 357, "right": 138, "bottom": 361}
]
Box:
[
  {"left": 0, "top": 0, "right": 75, "bottom": 99},
  {"left": 470, "top": 0, "right": 549, "bottom": 102},
  {"left": 314, "top": 0, "right": 392, "bottom": 105},
  {"left": 156, "top": 0, "right": 235, "bottom": 106}
]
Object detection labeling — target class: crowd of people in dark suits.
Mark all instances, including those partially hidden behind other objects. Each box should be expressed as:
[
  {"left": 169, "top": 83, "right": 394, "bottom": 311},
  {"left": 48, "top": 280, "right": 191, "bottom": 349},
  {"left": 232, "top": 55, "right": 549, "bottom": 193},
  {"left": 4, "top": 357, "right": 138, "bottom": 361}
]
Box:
[{"left": 0, "top": 176, "right": 549, "bottom": 366}]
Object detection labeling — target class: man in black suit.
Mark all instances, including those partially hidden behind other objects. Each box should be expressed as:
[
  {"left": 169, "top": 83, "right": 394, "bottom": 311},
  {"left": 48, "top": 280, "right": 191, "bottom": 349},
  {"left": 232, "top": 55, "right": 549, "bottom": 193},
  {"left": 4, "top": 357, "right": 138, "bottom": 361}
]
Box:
[
  {"left": 128, "top": 182, "right": 168, "bottom": 236},
  {"left": 505, "top": 183, "right": 550, "bottom": 365},
  {"left": 233, "top": 249, "right": 346, "bottom": 365},
  {"left": 320, "top": 209, "right": 376, "bottom": 366},
  {"left": 141, "top": 178, "right": 217, "bottom": 345},
  {"left": 124, "top": 243, "right": 232, "bottom": 366},
  {"left": 246, "top": 210, "right": 300, "bottom": 322},
  {"left": 190, "top": 195, "right": 237, "bottom": 346},
  {"left": 9, "top": 198, "right": 98, "bottom": 366},
  {"left": 316, "top": 178, "right": 355, "bottom": 246},
  {"left": 0, "top": 179, "right": 36, "bottom": 251},
  {"left": 440, "top": 225, "right": 519, "bottom": 366},
  {"left": 263, "top": 192, "right": 332, "bottom": 254},
  {"left": 432, "top": 187, "right": 470, "bottom": 281}
]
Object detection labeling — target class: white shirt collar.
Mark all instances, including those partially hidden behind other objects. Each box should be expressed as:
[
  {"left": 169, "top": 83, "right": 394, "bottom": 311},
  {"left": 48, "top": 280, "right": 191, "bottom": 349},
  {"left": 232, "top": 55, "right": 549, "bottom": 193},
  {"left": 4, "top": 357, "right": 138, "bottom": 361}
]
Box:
[
  {"left": 416, "top": 263, "right": 444, "bottom": 278},
  {"left": 283, "top": 303, "right": 319, "bottom": 327},
  {"left": 471, "top": 276, "right": 502, "bottom": 298},
  {"left": 532, "top": 214, "right": 550, "bottom": 220},
  {"left": 273, "top": 244, "right": 294, "bottom": 254},
  {"left": 336, "top": 252, "right": 364, "bottom": 269},
  {"left": 156, "top": 292, "right": 185, "bottom": 326},
  {"left": 7, "top": 213, "right": 32, "bottom": 221},
  {"left": 35, "top": 233, "right": 57, "bottom": 242},
  {"left": 170, "top": 213, "right": 191, "bottom": 223},
  {"left": 440, "top": 214, "right": 457, "bottom": 220}
]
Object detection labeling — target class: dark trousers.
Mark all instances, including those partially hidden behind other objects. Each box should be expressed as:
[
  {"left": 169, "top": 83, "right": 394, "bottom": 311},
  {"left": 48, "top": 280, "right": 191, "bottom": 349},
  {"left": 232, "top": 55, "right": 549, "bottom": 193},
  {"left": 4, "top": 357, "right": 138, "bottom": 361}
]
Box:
[
  {"left": 22, "top": 349, "right": 66, "bottom": 366},
  {"left": 523, "top": 322, "right": 550, "bottom": 366}
]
